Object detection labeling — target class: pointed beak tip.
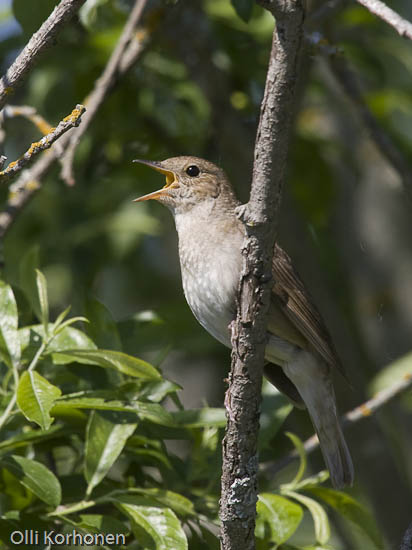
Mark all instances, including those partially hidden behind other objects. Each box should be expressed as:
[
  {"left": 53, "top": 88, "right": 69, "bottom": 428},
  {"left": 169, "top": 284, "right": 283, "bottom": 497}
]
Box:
[{"left": 132, "top": 158, "right": 148, "bottom": 166}]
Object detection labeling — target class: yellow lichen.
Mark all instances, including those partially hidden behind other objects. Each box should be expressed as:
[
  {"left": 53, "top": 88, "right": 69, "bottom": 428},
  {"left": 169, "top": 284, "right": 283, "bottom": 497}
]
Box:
[
  {"left": 27, "top": 141, "right": 42, "bottom": 154},
  {"left": 26, "top": 180, "right": 40, "bottom": 191},
  {"left": 39, "top": 123, "right": 53, "bottom": 135},
  {"left": 63, "top": 108, "right": 82, "bottom": 123},
  {"left": 360, "top": 404, "right": 372, "bottom": 417}
]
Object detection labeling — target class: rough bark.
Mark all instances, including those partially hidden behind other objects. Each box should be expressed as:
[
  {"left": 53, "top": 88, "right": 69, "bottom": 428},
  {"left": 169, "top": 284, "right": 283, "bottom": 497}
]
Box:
[{"left": 219, "top": 1, "right": 306, "bottom": 549}]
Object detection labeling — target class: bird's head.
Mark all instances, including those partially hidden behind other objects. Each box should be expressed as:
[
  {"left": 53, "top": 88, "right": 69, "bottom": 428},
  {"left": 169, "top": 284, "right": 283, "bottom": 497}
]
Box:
[{"left": 133, "top": 156, "right": 237, "bottom": 215}]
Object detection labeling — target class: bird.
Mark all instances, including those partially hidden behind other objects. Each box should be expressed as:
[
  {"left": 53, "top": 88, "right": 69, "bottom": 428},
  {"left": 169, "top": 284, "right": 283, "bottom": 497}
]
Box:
[{"left": 133, "top": 155, "right": 354, "bottom": 489}]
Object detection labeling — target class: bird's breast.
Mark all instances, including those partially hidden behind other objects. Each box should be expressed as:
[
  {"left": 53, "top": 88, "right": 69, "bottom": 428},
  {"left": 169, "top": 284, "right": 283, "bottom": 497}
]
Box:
[{"left": 175, "top": 214, "right": 243, "bottom": 348}]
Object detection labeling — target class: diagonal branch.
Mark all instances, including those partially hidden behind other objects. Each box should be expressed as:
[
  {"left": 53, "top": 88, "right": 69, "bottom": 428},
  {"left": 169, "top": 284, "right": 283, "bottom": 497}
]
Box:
[
  {"left": 60, "top": 0, "right": 148, "bottom": 186},
  {"left": 219, "top": 1, "right": 305, "bottom": 549},
  {"left": 0, "top": 105, "right": 54, "bottom": 135},
  {"left": 355, "top": 0, "right": 412, "bottom": 41},
  {"left": 307, "top": 0, "right": 412, "bottom": 40},
  {"left": 0, "top": 0, "right": 149, "bottom": 240},
  {"left": 270, "top": 372, "right": 412, "bottom": 474},
  {"left": 329, "top": 54, "right": 412, "bottom": 200},
  {"left": 0, "top": 0, "right": 86, "bottom": 111},
  {"left": 0, "top": 105, "right": 85, "bottom": 185}
]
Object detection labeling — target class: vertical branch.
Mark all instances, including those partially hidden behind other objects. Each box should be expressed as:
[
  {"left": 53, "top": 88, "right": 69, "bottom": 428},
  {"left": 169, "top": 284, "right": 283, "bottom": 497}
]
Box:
[{"left": 219, "top": 1, "right": 305, "bottom": 549}]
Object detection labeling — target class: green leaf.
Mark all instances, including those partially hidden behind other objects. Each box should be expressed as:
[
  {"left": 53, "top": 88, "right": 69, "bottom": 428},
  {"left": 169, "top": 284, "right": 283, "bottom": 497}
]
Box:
[
  {"left": 35, "top": 270, "right": 49, "bottom": 337},
  {"left": 51, "top": 305, "right": 88, "bottom": 337},
  {"left": 54, "top": 393, "right": 175, "bottom": 426},
  {"left": 369, "top": 351, "right": 412, "bottom": 394},
  {"left": 256, "top": 493, "right": 303, "bottom": 544},
  {"left": 171, "top": 408, "right": 226, "bottom": 428},
  {"left": 231, "top": 0, "right": 254, "bottom": 22},
  {"left": 52, "top": 305, "right": 71, "bottom": 329},
  {"left": 51, "top": 349, "right": 161, "bottom": 379},
  {"left": 285, "top": 432, "right": 307, "bottom": 486},
  {"left": 0, "top": 455, "right": 61, "bottom": 507},
  {"left": 0, "top": 425, "right": 64, "bottom": 453},
  {"left": 19, "top": 325, "right": 96, "bottom": 362},
  {"left": 306, "top": 487, "right": 384, "bottom": 549},
  {"left": 116, "top": 497, "right": 188, "bottom": 550},
  {"left": 127, "top": 447, "right": 173, "bottom": 471},
  {"left": 85, "top": 410, "right": 137, "bottom": 496},
  {"left": 78, "top": 513, "right": 129, "bottom": 536},
  {"left": 116, "top": 488, "right": 195, "bottom": 517},
  {"left": 283, "top": 490, "right": 330, "bottom": 545},
  {"left": 0, "top": 281, "right": 20, "bottom": 368},
  {"left": 53, "top": 316, "right": 89, "bottom": 336},
  {"left": 16, "top": 371, "right": 61, "bottom": 430},
  {"left": 138, "top": 379, "right": 182, "bottom": 403}
]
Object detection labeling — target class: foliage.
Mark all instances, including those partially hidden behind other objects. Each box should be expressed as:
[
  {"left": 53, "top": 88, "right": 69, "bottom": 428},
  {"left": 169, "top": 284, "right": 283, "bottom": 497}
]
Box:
[
  {"left": 0, "top": 0, "right": 411, "bottom": 547},
  {"left": 0, "top": 272, "right": 381, "bottom": 548}
]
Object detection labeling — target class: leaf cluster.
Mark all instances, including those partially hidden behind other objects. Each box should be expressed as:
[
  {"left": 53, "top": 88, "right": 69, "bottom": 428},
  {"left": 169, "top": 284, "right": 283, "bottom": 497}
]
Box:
[{"left": 0, "top": 267, "right": 383, "bottom": 549}]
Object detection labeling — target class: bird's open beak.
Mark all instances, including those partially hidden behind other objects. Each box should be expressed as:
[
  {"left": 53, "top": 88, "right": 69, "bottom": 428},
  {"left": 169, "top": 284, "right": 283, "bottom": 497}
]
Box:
[{"left": 133, "top": 159, "right": 179, "bottom": 202}]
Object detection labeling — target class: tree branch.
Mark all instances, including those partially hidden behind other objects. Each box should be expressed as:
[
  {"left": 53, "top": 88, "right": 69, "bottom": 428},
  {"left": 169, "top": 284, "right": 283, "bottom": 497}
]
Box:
[
  {"left": 328, "top": 54, "right": 412, "bottom": 200},
  {"left": 0, "top": 105, "right": 85, "bottom": 185},
  {"left": 270, "top": 373, "right": 412, "bottom": 474},
  {"left": 219, "top": 1, "right": 305, "bottom": 549},
  {"left": 0, "top": 0, "right": 86, "bottom": 111},
  {"left": 355, "top": 0, "right": 412, "bottom": 41},
  {"left": 0, "top": 0, "right": 149, "bottom": 240},
  {"left": 1, "top": 105, "right": 54, "bottom": 135},
  {"left": 60, "top": 0, "right": 148, "bottom": 186},
  {"left": 307, "top": 0, "right": 412, "bottom": 39}
]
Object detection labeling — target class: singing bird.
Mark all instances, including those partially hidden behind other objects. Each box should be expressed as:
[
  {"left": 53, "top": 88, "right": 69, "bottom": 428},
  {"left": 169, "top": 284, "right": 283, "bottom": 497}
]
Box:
[{"left": 134, "top": 156, "right": 354, "bottom": 488}]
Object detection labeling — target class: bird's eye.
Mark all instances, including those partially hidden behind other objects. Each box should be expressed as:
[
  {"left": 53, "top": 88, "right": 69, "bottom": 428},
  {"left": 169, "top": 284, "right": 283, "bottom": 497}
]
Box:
[{"left": 186, "top": 165, "right": 200, "bottom": 177}]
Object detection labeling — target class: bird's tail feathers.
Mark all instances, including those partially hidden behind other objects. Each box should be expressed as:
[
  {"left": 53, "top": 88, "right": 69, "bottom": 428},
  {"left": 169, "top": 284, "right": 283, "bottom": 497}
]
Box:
[
  {"left": 283, "top": 351, "right": 354, "bottom": 489},
  {"left": 309, "top": 395, "right": 354, "bottom": 489}
]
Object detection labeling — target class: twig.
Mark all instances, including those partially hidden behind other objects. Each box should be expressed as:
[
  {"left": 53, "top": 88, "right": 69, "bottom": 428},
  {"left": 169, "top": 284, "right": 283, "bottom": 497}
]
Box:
[
  {"left": 0, "top": 1, "right": 150, "bottom": 239},
  {"left": 355, "top": 0, "right": 412, "bottom": 41},
  {"left": 0, "top": 0, "right": 86, "bottom": 111},
  {"left": 269, "top": 373, "right": 412, "bottom": 474},
  {"left": 220, "top": 1, "right": 305, "bottom": 549},
  {"left": 0, "top": 105, "right": 85, "bottom": 185},
  {"left": 307, "top": 0, "right": 412, "bottom": 40},
  {"left": 60, "top": 0, "right": 148, "bottom": 186},
  {"left": 1, "top": 105, "right": 54, "bottom": 135},
  {"left": 329, "top": 54, "right": 412, "bottom": 200}
]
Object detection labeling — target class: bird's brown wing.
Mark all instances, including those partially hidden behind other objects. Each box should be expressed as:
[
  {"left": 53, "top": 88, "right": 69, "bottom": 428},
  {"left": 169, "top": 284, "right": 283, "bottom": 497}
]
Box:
[{"left": 271, "top": 243, "right": 347, "bottom": 378}]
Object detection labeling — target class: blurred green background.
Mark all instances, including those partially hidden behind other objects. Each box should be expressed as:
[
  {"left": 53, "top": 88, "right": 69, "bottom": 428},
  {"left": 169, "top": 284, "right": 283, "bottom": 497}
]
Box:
[{"left": 1, "top": 0, "right": 412, "bottom": 546}]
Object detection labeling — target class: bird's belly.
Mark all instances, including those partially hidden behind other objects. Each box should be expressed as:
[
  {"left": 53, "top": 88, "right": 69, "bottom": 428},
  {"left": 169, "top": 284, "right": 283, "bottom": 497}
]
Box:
[
  {"left": 181, "top": 263, "right": 300, "bottom": 360},
  {"left": 181, "top": 256, "right": 239, "bottom": 348}
]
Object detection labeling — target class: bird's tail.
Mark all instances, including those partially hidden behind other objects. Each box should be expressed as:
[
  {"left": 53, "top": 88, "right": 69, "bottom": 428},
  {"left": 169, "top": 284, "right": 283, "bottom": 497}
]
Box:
[{"left": 282, "top": 351, "right": 354, "bottom": 489}]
